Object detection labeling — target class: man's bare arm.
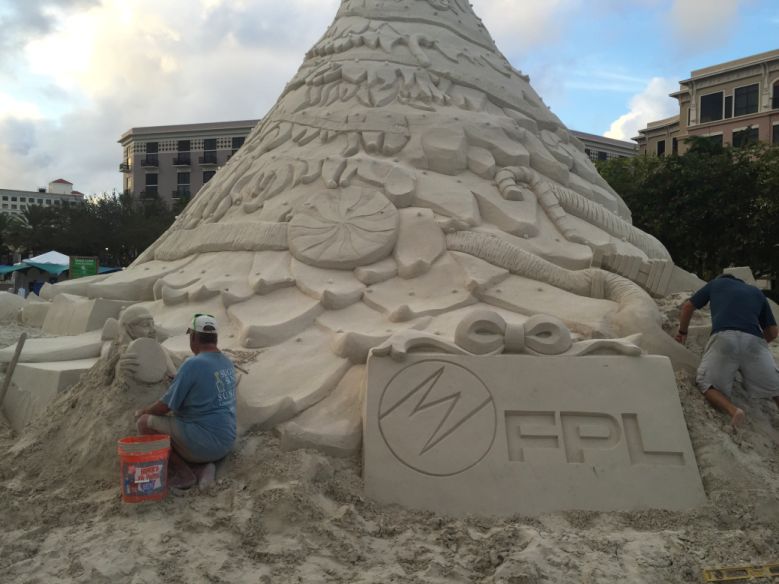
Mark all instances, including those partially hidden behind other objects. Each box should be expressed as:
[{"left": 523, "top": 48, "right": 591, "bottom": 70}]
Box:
[
  {"left": 134, "top": 401, "right": 171, "bottom": 419},
  {"left": 675, "top": 300, "right": 696, "bottom": 343},
  {"left": 764, "top": 325, "right": 778, "bottom": 344}
]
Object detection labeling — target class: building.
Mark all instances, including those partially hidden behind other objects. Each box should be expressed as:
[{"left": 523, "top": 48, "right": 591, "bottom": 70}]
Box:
[
  {"left": 636, "top": 49, "right": 779, "bottom": 155},
  {"left": 118, "top": 121, "right": 636, "bottom": 203},
  {"left": 0, "top": 179, "right": 85, "bottom": 216},
  {"left": 570, "top": 131, "right": 638, "bottom": 162},
  {"left": 119, "top": 120, "right": 259, "bottom": 203}
]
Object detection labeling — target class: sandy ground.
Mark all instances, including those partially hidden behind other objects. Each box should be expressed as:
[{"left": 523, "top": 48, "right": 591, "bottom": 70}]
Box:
[{"left": 0, "top": 301, "right": 778, "bottom": 584}]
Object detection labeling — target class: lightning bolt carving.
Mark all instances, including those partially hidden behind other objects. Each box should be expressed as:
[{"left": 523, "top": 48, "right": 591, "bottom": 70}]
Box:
[{"left": 380, "top": 366, "right": 492, "bottom": 456}]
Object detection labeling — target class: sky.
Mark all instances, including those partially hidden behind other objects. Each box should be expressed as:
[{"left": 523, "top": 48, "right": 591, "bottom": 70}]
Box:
[{"left": 0, "top": 0, "right": 777, "bottom": 196}]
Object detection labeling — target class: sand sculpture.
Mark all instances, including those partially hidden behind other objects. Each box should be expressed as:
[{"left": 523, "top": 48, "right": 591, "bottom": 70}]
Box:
[
  {"left": 1, "top": 0, "right": 706, "bottom": 452},
  {"left": 102, "top": 306, "right": 178, "bottom": 386}
]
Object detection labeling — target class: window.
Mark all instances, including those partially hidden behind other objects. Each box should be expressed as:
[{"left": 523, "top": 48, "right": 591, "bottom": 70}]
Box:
[
  {"left": 734, "top": 84, "right": 759, "bottom": 117},
  {"left": 231, "top": 137, "right": 245, "bottom": 153},
  {"left": 1, "top": 204, "right": 6, "bottom": 209},
  {"left": 11, "top": 204, "right": 17, "bottom": 209},
  {"left": 773, "top": 124, "right": 779, "bottom": 145},
  {"left": 732, "top": 127, "right": 759, "bottom": 148},
  {"left": 724, "top": 96, "right": 733, "bottom": 119},
  {"left": 202, "top": 138, "right": 218, "bottom": 164},
  {"left": 672, "top": 138, "right": 679, "bottom": 155},
  {"left": 203, "top": 170, "right": 216, "bottom": 184},
  {"left": 144, "top": 142, "right": 159, "bottom": 166},
  {"left": 19, "top": 197, "right": 25, "bottom": 203},
  {"left": 176, "top": 172, "right": 191, "bottom": 197},
  {"left": 773, "top": 82, "right": 779, "bottom": 109},
  {"left": 145, "top": 173, "right": 158, "bottom": 195},
  {"left": 1, "top": 196, "right": 6, "bottom": 201},
  {"left": 175, "top": 140, "right": 191, "bottom": 165},
  {"left": 45, "top": 200, "right": 52, "bottom": 205},
  {"left": 10, "top": 197, "right": 16, "bottom": 202},
  {"left": 700, "top": 92, "right": 723, "bottom": 123},
  {"left": 656, "top": 140, "right": 666, "bottom": 157}
]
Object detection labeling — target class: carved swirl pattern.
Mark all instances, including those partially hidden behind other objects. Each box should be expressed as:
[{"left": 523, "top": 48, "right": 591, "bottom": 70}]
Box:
[{"left": 289, "top": 187, "right": 400, "bottom": 269}]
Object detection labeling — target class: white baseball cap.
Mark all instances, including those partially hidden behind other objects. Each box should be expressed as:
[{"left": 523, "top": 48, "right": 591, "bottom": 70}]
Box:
[{"left": 188, "top": 313, "right": 218, "bottom": 334}]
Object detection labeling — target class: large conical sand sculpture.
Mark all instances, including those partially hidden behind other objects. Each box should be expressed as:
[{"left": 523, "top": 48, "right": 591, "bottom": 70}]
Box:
[{"left": 21, "top": 0, "right": 701, "bottom": 451}]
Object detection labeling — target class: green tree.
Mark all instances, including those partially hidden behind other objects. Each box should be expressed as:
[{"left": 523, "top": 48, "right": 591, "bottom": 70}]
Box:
[
  {"left": 3, "top": 193, "right": 179, "bottom": 267},
  {"left": 597, "top": 140, "right": 779, "bottom": 283}
]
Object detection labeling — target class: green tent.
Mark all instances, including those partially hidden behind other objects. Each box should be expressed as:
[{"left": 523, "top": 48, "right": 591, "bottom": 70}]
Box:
[{"left": 0, "top": 264, "right": 29, "bottom": 275}]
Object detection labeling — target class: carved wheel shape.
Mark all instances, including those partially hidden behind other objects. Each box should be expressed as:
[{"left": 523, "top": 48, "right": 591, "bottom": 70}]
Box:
[{"left": 289, "top": 187, "right": 400, "bottom": 269}]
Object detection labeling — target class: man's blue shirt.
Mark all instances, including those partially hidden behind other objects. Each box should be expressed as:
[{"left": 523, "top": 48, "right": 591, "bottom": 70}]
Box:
[
  {"left": 690, "top": 276, "right": 776, "bottom": 339},
  {"left": 161, "top": 351, "right": 237, "bottom": 461}
]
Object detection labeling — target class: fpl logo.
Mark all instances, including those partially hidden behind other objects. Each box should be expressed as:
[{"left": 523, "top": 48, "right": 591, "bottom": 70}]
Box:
[
  {"left": 378, "top": 360, "right": 497, "bottom": 477},
  {"left": 378, "top": 360, "right": 687, "bottom": 477}
]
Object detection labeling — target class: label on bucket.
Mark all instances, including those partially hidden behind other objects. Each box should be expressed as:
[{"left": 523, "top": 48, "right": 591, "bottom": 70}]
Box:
[{"left": 123, "top": 460, "right": 168, "bottom": 498}]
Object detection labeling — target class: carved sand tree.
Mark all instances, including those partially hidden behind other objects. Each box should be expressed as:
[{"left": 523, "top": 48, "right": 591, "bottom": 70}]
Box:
[{"left": 55, "top": 0, "right": 699, "bottom": 451}]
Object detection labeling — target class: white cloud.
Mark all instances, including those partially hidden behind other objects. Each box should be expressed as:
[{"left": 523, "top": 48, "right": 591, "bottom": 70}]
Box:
[
  {"left": 605, "top": 77, "right": 678, "bottom": 140},
  {"left": 0, "top": 0, "right": 339, "bottom": 194},
  {"left": 668, "top": 0, "right": 750, "bottom": 48},
  {"left": 476, "top": 0, "right": 580, "bottom": 55}
]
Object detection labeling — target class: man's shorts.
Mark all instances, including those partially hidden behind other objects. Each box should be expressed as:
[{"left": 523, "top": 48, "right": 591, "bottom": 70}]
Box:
[
  {"left": 146, "top": 415, "right": 213, "bottom": 464},
  {"left": 696, "top": 330, "right": 779, "bottom": 399}
]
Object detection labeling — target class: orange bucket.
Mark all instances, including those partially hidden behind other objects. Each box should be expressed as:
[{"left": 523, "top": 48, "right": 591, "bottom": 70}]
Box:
[{"left": 117, "top": 435, "right": 171, "bottom": 503}]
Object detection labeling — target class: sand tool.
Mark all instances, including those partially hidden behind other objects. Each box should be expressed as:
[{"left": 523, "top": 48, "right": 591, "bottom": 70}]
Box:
[
  {"left": 703, "top": 562, "right": 779, "bottom": 582},
  {"left": 0, "top": 332, "right": 27, "bottom": 410}
]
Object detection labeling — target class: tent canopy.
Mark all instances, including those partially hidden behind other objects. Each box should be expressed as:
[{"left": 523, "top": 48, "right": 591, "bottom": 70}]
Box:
[
  {"left": 0, "top": 264, "right": 28, "bottom": 275},
  {"left": 22, "top": 261, "right": 69, "bottom": 276},
  {"left": 28, "top": 251, "right": 69, "bottom": 265}
]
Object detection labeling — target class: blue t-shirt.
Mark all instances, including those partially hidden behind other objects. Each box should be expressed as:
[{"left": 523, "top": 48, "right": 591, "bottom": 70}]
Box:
[
  {"left": 161, "top": 351, "right": 237, "bottom": 461},
  {"left": 690, "top": 276, "right": 776, "bottom": 339}
]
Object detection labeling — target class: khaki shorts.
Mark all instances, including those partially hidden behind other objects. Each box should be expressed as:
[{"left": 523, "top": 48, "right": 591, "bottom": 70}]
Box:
[
  {"left": 146, "top": 415, "right": 211, "bottom": 464},
  {"left": 696, "top": 330, "right": 779, "bottom": 399}
]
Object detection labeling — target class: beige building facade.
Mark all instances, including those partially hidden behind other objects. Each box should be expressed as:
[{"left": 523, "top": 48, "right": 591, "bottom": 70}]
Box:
[
  {"left": 636, "top": 49, "right": 779, "bottom": 155},
  {"left": 0, "top": 179, "right": 85, "bottom": 217},
  {"left": 571, "top": 131, "right": 638, "bottom": 162},
  {"left": 119, "top": 120, "right": 259, "bottom": 203}
]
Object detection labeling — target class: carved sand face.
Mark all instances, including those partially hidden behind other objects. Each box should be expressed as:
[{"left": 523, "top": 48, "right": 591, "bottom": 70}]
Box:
[
  {"left": 119, "top": 306, "right": 157, "bottom": 343},
  {"left": 126, "top": 316, "right": 156, "bottom": 341}
]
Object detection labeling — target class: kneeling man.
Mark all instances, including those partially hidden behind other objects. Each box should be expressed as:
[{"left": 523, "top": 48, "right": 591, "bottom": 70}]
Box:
[
  {"left": 676, "top": 274, "right": 778, "bottom": 427},
  {"left": 136, "top": 314, "right": 237, "bottom": 489}
]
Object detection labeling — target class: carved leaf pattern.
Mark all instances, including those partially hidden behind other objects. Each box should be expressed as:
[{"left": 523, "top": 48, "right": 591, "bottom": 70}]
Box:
[{"left": 289, "top": 188, "right": 399, "bottom": 269}]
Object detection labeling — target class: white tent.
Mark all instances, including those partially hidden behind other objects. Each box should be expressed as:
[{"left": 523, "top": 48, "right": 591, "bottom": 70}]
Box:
[{"left": 27, "top": 251, "right": 69, "bottom": 266}]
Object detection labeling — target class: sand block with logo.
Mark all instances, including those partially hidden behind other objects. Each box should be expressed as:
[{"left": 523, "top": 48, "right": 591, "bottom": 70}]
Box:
[{"left": 364, "top": 354, "right": 706, "bottom": 516}]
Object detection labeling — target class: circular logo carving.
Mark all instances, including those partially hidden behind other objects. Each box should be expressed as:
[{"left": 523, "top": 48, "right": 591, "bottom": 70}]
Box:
[{"left": 378, "top": 359, "right": 496, "bottom": 477}]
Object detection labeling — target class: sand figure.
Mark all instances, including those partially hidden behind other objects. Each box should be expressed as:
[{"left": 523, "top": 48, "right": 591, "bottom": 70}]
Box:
[
  {"left": 676, "top": 274, "right": 779, "bottom": 428},
  {"left": 35, "top": 0, "right": 703, "bottom": 449},
  {"left": 103, "top": 305, "right": 178, "bottom": 386}
]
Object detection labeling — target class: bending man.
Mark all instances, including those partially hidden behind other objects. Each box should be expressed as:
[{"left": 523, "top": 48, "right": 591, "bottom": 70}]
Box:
[
  {"left": 136, "top": 314, "right": 237, "bottom": 489},
  {"left": 676, "top": 274, "right": 778, "bottom": 427}
]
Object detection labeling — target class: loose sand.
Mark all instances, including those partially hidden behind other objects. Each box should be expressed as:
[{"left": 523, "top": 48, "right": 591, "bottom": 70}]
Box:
[{"left": 0, "top": 299, "right": 777, "bottom": 584}]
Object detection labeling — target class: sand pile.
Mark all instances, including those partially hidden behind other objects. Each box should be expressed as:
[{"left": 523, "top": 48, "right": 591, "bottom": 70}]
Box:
[{"left": 0, "top": 297, "right": 778, "bottom": 584}]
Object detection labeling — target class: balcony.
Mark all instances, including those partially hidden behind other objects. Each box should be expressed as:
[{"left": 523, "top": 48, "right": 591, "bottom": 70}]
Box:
[
  {"left": 119, "top": 162, "right": 130, "bottom": 173},
  {"left": 141, "top": 156, "right": 159, "bottom": 168},
  {"left": 773, "top": 97, "right": 779, "bottom": 109},
  {"left": 173, "top": 155, "right": 191, "bottom": 167},
  {"left": 199, "top": 152, "right": 218, "bottom": 166},
  {"left": 140, "top": 189, "right": 159, "bottom": 200},
  {"left": 172, "top": 188, "right": 191, "bottom": 200}
]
